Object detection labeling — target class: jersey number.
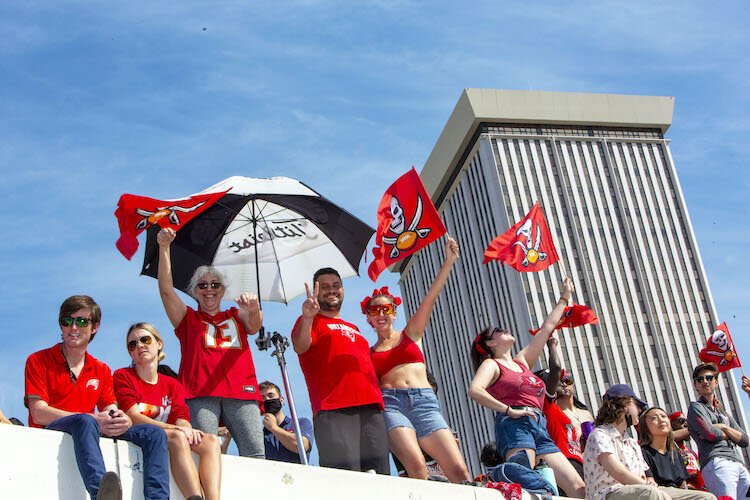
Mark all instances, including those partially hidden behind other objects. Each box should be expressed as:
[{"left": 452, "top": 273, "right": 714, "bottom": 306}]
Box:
[{"left": 204, "top": 319, "right": 242, "bottom": 349}]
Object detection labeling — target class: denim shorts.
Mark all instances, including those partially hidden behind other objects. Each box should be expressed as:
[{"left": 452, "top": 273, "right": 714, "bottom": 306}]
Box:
[
  {"left": 494, "top": 409, "right": 560, "bottom": 458},
  {"left": 381, "top": 388, "right": 449, "bottom": 439}
]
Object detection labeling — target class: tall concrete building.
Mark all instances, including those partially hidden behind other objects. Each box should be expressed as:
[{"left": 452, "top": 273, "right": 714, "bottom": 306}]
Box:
[{"left": 395, "top": 89, "right": 748, "bottom": 472}]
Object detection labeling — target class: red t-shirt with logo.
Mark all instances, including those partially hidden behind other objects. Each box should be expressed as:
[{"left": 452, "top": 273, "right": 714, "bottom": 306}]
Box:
[
  {"left": 293, "top": 314, "right": 384, "bottom": 415},
  {"left": 175, "top": 306, "right": 260, "bottom": 402},
  {"left": 543, "top": 397, "right": 583, "bottom": 463},
  {"left": 24, "top": 344, "right": 116, "bottom": 428},
  {"left": 113, "top": 367, "right": 191, "bottom": 425}
]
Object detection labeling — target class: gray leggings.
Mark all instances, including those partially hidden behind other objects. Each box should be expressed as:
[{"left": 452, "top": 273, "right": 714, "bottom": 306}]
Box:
[{"left": 187, "top": 397, "right": 265, "bottom": 459}]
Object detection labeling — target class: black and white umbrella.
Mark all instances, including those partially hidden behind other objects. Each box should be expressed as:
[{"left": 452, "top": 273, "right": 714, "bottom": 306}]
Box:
[{"left": 140, "top": 176, "right": 374, "bottom": 303}]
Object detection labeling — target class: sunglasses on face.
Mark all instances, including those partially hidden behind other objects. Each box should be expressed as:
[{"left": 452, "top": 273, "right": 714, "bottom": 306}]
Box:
[
  {"left": 197, "top": 282, "right": 222, "bottom": 290},
  {"left": 60, "top": 316, "right": 93, "bottom": 328},
  {"left": 694, "top": 374, "right": 716, "bottom": 383},
  {"left": 367, "top": 303, "right": 395, "bottom": 316},
  {"left": 127, "top": 335, "right": 155, "bottom": 351},
  {"left": 561, "top": 378, "right": 574, "bottom": 386}
]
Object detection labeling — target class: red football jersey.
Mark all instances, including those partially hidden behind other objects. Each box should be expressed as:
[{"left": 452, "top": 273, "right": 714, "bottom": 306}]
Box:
[
  {"left": 175, "top": 307, "right": 260, "bottom": 401},
  {"left": 114, "top": 367, "right": 191, "bottom": 425},
  {"left": 293, "top": 314, "right": 384, "bottom": 415},
  {"left": 25, "top": 344, "right": 116, "bottom": 428},
  {"left": 543, "top": 397, "right": 583, "bottom": 463}
]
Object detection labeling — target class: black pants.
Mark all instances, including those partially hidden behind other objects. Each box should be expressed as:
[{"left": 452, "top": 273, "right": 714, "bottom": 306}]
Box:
[{"left": 313, "top": 404, "right": 390, "bottom": 474}]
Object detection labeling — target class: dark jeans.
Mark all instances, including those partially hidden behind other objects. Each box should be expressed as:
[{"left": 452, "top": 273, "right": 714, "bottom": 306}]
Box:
[
  {"left": 313, "top": 404, "right": 390, "bottom": 474},
  {"left": 47, "top": 414, "right": 170, "bottom": 500}
]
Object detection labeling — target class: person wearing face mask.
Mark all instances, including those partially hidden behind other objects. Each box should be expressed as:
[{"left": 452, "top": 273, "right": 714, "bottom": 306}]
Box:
[
  {"left": 583, "top": 385, "right": 670, "bottom": 500},
  {"left": 259, "top": 381, "right": 313, "bottom": 463}
]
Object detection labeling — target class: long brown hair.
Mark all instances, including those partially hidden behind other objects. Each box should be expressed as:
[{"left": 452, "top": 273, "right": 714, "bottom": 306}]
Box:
[
  {"left": 639, "top": 406, "right": 678, "bottom": 452},
  {"left": 471, "top": 326, "right": 497, "bottom": 371}
]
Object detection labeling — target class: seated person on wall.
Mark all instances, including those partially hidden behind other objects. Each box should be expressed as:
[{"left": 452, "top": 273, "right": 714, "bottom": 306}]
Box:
[
  {"left": 24, "top": 295, "right": 170, "bottom": 500},
  {"left": 687, "top": 362, "right": 750, "bottom": 499},
  {"left": 638, "top": 406, "right": 716, "bottom": 500},
  {"left": 259, "top": 380, "right": 314, "bottom": 463},
  {"left": 669, "top": 411, "right": 706, "bottom": 491}
]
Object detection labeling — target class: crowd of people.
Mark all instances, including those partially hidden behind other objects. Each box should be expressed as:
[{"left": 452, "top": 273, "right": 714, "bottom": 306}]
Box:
[{"left": 5, "top": 229, "right": 749, "bottom": 500}]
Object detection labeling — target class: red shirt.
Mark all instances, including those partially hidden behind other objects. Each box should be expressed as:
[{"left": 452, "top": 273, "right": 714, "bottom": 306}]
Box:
[
  {"left": 175, "top": 306, "right": 260, "bottom": 402},
  {"left": 293, "top": 314, "right": 384, "bottom": 415},
  {"left": 486, "top": 360, "right": 545, "bottom": 409},
  {"left": 543, "top": 397, "right": 583, "bottom": 463},
  {"left": 24, "top": 344, "right": 116, "bottom": 428},
  {"left": 371, "top": 334, "right": 425, "bottom": 379},
  {"left": 113, "top": 367, "right": 191, "bottom": 425}
]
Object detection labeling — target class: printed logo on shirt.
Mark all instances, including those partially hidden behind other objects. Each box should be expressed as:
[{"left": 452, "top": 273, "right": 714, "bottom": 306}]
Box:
[
  {"left": 326, "top": 323, "right": 358, "bottom": 342},
  {"left": 242, "top": 385, "right": 256, "bottom": 393},
  {"left": 138, "top": 396, "right": 172, "bottom": 423},
  {"left": 522, "top": 375, "right": 544, "bottom": 396},
  {"left": 86, "top": 379, "right": 100, "bottom": 390}
]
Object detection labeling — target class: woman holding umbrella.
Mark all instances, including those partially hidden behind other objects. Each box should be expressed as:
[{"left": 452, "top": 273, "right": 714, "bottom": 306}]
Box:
[
  {"left": 156, "top": 227, "right": 265, "bottom": 458},
  {"left": 361, "top": 237, "right": 471, "bottom": 482}
]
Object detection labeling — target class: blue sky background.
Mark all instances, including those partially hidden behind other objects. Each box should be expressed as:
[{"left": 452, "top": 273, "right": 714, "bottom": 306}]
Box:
[{"left": 1, "top": 1, "right": 748, "bottom": 466}]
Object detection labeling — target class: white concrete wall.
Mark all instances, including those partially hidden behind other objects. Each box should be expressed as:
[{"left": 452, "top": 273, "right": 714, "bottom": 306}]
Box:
[{"left": 0, "top": 424, "right": 540, "bottom": 499}]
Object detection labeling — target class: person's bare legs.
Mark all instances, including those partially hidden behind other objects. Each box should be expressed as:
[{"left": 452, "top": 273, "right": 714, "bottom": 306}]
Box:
[
  {"left": 192, "top": 433, "right": 222, "bottom": 500},
  {"left": 540, "top": 451, "right": 585, "bottom": 498},
  {"left": 165, "top": 429, "right": 202, "bottom": 498},
  {"left": 388, "top": 427, "right": 428, "bottom": 479},
  {"left": 418, "top": 428, "right": 471, "bottom": 483}
]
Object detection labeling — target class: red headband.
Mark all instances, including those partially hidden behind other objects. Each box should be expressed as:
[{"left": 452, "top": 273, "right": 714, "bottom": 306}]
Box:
[
  {"left": 360, "top": 286, "right": 402, "bottom": 314},
  {"left": 474, "top": 333, "right": 488, "bottom": 355}
]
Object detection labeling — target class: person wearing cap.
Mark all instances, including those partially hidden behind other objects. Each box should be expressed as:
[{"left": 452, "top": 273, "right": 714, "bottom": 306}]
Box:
[
  {"left": 687, "top": 362, "right": 749, "bottom": 499},
  {"left": 669, "top": 412, "right": 705, "bottom": 491},
  {"left": 582, "top": 384, "right": 670, "bottom": 500}
]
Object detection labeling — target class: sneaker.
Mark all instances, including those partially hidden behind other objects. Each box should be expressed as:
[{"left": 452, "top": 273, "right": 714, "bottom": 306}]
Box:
[
  {"left": 187, "top": 496, "right": 203, "bottom": 500},
  {"left": 97, "top": 471, "right": 122, "bottom": 500}
]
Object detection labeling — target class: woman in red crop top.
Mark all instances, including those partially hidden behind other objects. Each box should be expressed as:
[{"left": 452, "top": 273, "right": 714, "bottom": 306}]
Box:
[
  {"left": 468, "top": 278, "right": 585, "bottom": 498},
  {"left": 362, "top": 237, "right": 470, "bottom": 483},
  {"left": 114, "top": 323, "right": 222, "bottom": 500}
]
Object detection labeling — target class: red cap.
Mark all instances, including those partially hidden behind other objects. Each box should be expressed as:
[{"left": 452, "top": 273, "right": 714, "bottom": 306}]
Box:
[{"left": 668, "top": 411, "right": 685, "bottom": 421}]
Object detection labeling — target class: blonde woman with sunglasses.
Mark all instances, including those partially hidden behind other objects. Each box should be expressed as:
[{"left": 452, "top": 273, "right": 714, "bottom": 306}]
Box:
[
  {"left": 114, "top": 323, "right": 222, "bottom": 500},
  {"left": 361, "top": 237, "right": 471, "bottom": 483}
]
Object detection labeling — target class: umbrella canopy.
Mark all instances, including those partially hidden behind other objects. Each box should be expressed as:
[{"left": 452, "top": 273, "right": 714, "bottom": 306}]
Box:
[{"left": 140, "top": 176, "right": 374, "bottom": 303}]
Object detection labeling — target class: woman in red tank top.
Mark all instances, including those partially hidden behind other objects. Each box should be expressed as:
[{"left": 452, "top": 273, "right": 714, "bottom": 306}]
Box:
[
  {"left": 362, "top": 237, "right": 470, "bottom": 483},
  {"left": 468, "top": 278, "right": 585, "bottom": 498}
]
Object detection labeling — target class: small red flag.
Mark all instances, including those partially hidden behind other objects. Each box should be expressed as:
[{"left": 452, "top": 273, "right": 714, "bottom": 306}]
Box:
[
  {"left": 368, "top": 167, "right": 447, "bottom": 281},
  {"left": 699, "top": 322, "right": 741, "bottom": 372},
  {"left": 529, "top": 304, "right": 599, "bottom": 335},
  {"left": 484, "top": 202, "right": 559, "bottom": 272},
  {"left": 114, "top": 190, "right": 227, "bottom": 260}
]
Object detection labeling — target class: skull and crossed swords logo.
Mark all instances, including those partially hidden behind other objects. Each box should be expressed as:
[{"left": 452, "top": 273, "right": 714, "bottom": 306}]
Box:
[
  {"left": 135, "top": 201, "right": 206, "bottom": 230},
  {"left": 512, "top": 219, "right": 547, "bottom": 267},
  {"left": 381, "top": 195, "right": 431, "bottom": 259},
  {"left": 704, "top": 329, "right": 736, "bottom": 366}
]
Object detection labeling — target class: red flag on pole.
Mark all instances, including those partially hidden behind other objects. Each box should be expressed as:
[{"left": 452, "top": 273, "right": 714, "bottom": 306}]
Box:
[
  {"left": 368, "top": 167, "right": 447, "bottom": 281},
  {"left": 699, "top": 322, "right": 741, "bottom": 372},
  {"left": 114, "top": 190, "right": 228, "bottom": 260},
  {"left": 529, "top": 304, "right": 599, "bottom": 335},
  {"left": 483, "top": 202, "right": 559, "bottom": 272}
]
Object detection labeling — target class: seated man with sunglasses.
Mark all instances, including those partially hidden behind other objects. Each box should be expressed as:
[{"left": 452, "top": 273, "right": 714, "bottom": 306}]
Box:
[
  {"left": 24, "top": 295, "right": 170, "bottom": 500},
  {"left": 687, "top": 362, "right": 750, "bottom": 499}
]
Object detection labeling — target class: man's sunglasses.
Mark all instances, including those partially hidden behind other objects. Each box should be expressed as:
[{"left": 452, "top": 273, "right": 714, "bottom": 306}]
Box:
[
  {"left": 197, "top": 282, "right": 222, "bottom": 290},
  {"left": 128, "top": 335, "right": 155, "bottom": 351},
  {"left": 60, "top": 316, "right": 93, "bottom": 328},
  {"left": 561, "top": 378, "right": 574, "bottom": 386},
  {"left": 694, "top": 374, "right": 716, "bottom": 383},
  {"left": 367, "top": 303, "right": 395, "bottom": 316}
]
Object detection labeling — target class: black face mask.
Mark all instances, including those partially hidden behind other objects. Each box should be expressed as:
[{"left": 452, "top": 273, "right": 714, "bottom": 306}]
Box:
[{"left": 264, "top": 398, "right": 283, "bottom": 415}]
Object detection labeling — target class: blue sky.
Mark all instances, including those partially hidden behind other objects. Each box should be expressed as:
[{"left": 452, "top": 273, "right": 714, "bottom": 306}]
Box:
[{"left": 1, "top": 1, "right": 748, "bottom": 464}]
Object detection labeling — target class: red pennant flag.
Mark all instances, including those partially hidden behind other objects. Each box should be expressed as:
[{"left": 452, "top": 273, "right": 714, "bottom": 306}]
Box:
[
  {"left": 368, "top": 167, "right": 447, "bottom": 281},
  {"left": 529, "top": 304, "right": 599, "bottom": 335},
  {"left": 483, "top": 202, "right": 559, "bottom": 272},
  {"left": 114, "top": 190, "right": 228, "bottom": 260},
  {"left": 699, "top": 322, "right": 741, "bottom": 372}
]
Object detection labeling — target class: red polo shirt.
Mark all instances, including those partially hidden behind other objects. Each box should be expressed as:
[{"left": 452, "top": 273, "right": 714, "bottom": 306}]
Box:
[{"left": 25, "top": 344, "right": 116, "bottom": 428}]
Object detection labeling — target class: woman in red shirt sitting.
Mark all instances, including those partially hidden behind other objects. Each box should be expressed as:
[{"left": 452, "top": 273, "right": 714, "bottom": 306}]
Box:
[
  {"left": 362, "top": 237, "right": 470, "bottom": 482},
  {"left": 468, "top": 278, "right": 585, "bottom": 498},
  {"left": 114, "top": 323, "right": 222, "bottom": 500}
]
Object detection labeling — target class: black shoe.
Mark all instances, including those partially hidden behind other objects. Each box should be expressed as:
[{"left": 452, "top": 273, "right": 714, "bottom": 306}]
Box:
[
  {"left": 97, "top": 471, "right": 122, "bottom": 500},
  {"left": 187, "top": 496, "right": 203, "bottom": 500}
]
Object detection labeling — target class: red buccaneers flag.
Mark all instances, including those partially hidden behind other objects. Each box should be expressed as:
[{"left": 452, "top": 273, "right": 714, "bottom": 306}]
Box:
[
  {"left": 483, "top": 202, "right": 559, "bottom": 272},
  {"left": 529, "top": 304, "right": 599, "bottom": 335},
  {"left": 699, "top": 322, "right": 741, "bottom": 372},
  {"left": 115, "top": 190, "right": 228, "bottom": 260},
  {"left": 368, "top": 167, "right": 447, "bottom": 281}
]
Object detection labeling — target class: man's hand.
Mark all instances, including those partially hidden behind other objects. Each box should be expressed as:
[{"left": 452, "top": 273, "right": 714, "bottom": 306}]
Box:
[
  {"left": 547, "top": 336, "right": 559, "bottom": 349},
  {"left": 157, "top": 228, "right": 177, "bottom": 248},
  {"left": 263, "top": 413, "right": 279, "bottom": 432},
  {"left": 301, "top": 282, "right": 320, "bottom": 319},
  {"left": 742, "top": 376, "right": 750, "bottom": 396},
  {"left": 98, "top": 409, "right": 131, "bottom": 437}
]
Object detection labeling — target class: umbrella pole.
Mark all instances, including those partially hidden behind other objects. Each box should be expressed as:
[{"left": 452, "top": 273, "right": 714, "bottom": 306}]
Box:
[{"left": 270, "top": 332, "right": 310, "bottom": 466}]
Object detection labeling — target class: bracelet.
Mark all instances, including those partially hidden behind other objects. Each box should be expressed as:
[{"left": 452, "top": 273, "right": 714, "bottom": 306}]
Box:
[{"left": 504, "top": 405, "right": 510, "bottom": 415}]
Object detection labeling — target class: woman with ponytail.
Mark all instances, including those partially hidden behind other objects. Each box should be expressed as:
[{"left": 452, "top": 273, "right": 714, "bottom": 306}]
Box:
[
  {"left": 468, "top": 278, "right": 585, "bottom": 498},
  {"left": 114, "top": 323, "right": 221, "bottom": 500}
]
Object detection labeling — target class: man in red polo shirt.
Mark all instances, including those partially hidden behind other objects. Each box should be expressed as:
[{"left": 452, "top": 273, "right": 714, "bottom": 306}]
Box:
[
  {"left": 24, "top": 295, "right": 170, "bottom": 500},
  {"left": 292, "top": 268, "right": 389, "bottom": 474}
]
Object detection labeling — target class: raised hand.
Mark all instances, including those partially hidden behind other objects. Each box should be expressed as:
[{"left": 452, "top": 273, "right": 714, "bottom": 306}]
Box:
[
  {"left": 302, "top": 282, "right": 320, "bottom": 319},
  {"left": 157, "top": 227, "right": 177, "bottom": 248},
  {"left": 235, "top": 293, "right": 260, "bottom": 313},
  {"left": 445, "top": 236, "right": 459, "bottom": 264},
  {"left": 560, "top": 277, "right": 574, "bottom": 302}
]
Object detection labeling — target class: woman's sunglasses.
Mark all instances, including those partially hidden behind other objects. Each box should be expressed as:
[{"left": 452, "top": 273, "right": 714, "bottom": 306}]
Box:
[
  {"left": 561, "top": 377, "right": 574, "bottom": 386},
  {"left": 128, "top": 335, "right": 155, "bottom": 351},
  {"left": 197, "top": 282, "right": 222, "bottom": 290},
  {"left": 60, "top": 316, "right": 93, "bottom": 328},
  {"left": 367, "top": 303, "right": 395, "bottom": 316}
]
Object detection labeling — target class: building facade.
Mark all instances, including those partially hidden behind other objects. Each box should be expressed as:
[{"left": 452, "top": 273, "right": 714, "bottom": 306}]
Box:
[{"left": 396, "top": 89, "right": 748, "bottom": 472}]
